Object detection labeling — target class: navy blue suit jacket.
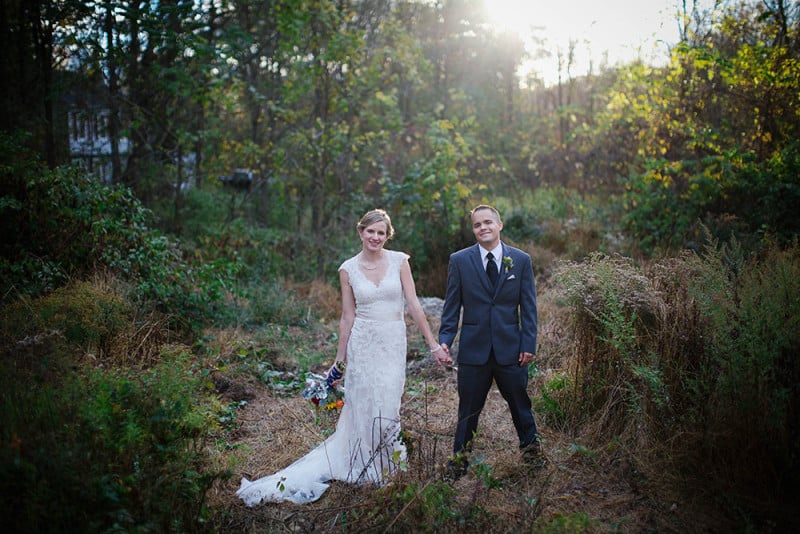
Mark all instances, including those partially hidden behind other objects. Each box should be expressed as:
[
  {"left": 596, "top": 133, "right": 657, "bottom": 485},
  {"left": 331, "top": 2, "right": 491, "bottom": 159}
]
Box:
[{"left": 439, "top": 243, "right": 538, "bottom": 366}]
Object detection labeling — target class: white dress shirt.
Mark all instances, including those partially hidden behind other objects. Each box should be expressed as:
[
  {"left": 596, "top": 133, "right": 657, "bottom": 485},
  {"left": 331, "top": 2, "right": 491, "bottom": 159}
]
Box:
[{"left": 480, "top": 243, "right": 502, "bottom": 272}]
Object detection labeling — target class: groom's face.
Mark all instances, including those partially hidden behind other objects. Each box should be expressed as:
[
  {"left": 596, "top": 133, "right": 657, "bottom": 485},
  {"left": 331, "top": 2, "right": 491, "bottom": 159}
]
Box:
[{"left": 471, "top": 209, "right": 503, "bottom": 249}]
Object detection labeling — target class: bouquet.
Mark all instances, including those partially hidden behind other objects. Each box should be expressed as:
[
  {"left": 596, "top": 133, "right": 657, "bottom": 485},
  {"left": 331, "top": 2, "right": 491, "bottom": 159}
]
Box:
[{"left": 301, "top": 360, "right": 346, "bottom": 410}]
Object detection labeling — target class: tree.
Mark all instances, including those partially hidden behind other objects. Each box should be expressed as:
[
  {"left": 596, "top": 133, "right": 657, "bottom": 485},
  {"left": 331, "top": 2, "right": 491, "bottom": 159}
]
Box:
[
  {"left": 0, "top": 0, "right": 92, "bottom": 167},
  {"left": 615, "top": 0, "right": 800, "bottom": 253}
]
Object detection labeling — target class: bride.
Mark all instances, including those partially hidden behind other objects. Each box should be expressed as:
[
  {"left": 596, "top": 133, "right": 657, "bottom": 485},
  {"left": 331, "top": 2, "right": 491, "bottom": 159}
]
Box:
[{"left": 237, "top": 209, "right": 452, "bottom": 505}]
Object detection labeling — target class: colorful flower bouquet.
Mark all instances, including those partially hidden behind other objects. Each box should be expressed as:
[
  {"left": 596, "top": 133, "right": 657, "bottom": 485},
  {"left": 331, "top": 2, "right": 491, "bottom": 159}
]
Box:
[{"left": 301, "top": 361, "right": 346, "bottom": 410}]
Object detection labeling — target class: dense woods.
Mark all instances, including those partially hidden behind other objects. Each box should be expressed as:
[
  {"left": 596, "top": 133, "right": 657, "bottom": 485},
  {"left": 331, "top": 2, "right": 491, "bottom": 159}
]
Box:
[{"left": 1, "top": 0, "right": 799, "bottom": 532}]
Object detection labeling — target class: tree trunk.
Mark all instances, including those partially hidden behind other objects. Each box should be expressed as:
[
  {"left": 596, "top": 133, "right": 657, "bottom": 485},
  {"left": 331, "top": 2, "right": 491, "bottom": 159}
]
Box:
[{"left": 105, "top": 0, "right": 122, "bottom": 182}]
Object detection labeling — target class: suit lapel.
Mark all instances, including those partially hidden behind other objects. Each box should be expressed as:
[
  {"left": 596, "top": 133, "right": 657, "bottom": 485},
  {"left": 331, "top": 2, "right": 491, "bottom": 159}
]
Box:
[{"left": 494, "top": 244, "right": 507, "bottom": 295}]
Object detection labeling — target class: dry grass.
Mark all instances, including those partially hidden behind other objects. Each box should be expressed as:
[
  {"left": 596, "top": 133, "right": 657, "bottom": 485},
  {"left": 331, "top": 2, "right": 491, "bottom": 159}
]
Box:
[
  {"left": 206, "top": 368, "right": 694, "bottom": 533},
  {"left": 290, "top": 280, "right": 342, "bottom": 323},
  {"left": 204, "top": 293, "right": 703, "bottom": 533}
]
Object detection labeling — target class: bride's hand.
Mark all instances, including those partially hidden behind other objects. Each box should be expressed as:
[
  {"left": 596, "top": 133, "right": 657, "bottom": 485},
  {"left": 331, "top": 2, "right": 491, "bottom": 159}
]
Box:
[
  {"left": 326, "top": 361, "right": 345, "bottom": 386},
  {"left": 431, "top": 345, "right": 453, "bottom": 366}
]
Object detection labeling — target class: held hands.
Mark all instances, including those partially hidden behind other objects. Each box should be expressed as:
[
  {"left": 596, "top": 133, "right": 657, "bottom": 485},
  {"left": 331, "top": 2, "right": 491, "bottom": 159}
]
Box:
[
  {"left": 518, "top": 351, "right": 535, "bottom": 367},
  {"left": 432, "top": 344, "right": 453, "bottom": 366}
]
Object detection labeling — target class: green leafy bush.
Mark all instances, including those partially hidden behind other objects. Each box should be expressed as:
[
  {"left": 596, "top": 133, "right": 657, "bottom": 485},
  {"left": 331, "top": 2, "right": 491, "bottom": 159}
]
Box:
[
  {"left": 620, "top": 142, "right": 800, "bottom": 255},
  {"left": 685, "top": 236, "right": 800, "bottom": 498},
  {"left": 0, "top": 133, "right": 240, "bottom": 331},
  {"left": 0, "top": 345, "right": 221, "bottom": 532}
]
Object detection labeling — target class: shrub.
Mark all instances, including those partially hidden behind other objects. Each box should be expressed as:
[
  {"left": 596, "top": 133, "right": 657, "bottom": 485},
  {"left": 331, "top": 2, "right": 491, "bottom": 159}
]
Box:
[
  {"left": 0, "top": 133, "right": 240, "bottom": 332},
  {"left": 0, "top": 345, "right": 221, "bottom": 532},
  {"left": 683, "top": 236, "right": 800, "bottom": 500},
  {"left": 499, "top": 187, "right": 618, "bottom": 260},
  {"left": 552, "top": 238, "right": 800, "bottom": 528},
  {"left": 1, "top": 280, "right": 128, "bottom": 352},
  {"left": 553, "top": 253, "right": 665, "bottom": 437},
  {"left": 620, "top": 142, "right": 800, "bottom": 256}
]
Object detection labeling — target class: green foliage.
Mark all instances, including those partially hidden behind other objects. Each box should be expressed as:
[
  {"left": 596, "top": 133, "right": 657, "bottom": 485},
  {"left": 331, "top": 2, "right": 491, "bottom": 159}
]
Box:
[
  {"left": 502, "top": 208, "right": 542, "bottom": 242},
  {"left": 471, "top": 458, "right": 500, "bottom": 490},
  {"left": 0, "top": 345, "right": 221, "bottom": 532},
  {"left": 0, "top": 135, "right": 240, "bottom": 331},
  {"left": 374, "top": 480, "right": 463, "bottom": 531},
  {"left": 235, "top": 279, "right": 313, "bottom": 327},
  {"left": 499, "top": 187, "right": 618, "bottom": 260},
  {"left": 621, "top": 142, "right": 800, "bottom": 254},
  {"left": 386, "top": 119, "right": 477, "bottom": 270},
  {"left": 534, "top": 371, "right": 571, "bottom": 430},
  {"left": 611, "top": 6, "right": 800, "bottom": 255},
  {"left": 686, "top": 235, "right": 800, "bottom": 494}
]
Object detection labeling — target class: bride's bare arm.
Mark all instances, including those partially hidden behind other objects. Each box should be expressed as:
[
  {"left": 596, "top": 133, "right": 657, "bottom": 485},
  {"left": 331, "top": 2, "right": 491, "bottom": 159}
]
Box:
[
  {"left": 400, "top": 259, "right": 452, "bottom": 364},
  {"left": 335, "top": 269, "right": 355, "bottom": 364}
]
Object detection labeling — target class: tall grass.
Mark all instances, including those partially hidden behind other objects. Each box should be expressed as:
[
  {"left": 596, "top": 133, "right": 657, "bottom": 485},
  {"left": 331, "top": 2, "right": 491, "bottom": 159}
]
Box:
[{"left": 550, "top": 237, "right": 800, "bottom": 527}]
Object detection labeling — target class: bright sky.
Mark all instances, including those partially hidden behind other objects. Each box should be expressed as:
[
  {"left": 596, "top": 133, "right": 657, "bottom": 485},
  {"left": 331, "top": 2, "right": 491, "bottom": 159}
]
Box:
[{"left": 483, "top": 0, "right": 698, "bottom": 86}]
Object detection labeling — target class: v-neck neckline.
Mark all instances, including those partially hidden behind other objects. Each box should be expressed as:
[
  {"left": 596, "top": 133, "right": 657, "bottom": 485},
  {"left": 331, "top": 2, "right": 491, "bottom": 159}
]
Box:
[{"left": 358, "top": 252, "right": 389, "bottom": 287}]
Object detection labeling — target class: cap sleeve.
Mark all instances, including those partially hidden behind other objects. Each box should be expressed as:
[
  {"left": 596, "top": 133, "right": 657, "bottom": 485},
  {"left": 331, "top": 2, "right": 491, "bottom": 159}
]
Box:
[
  {"left": 338, "top": 255, "right": 356, "bottom": 277},
  {"left": 389, "top": 250, "right": 410, "bottom": 267}
]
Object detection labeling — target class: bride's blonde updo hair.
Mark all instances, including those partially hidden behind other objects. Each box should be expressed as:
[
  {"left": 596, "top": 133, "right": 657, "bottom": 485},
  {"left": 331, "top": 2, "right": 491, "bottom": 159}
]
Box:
[{"left": 357, "top": 209, "right": 395, "bottom": 240}]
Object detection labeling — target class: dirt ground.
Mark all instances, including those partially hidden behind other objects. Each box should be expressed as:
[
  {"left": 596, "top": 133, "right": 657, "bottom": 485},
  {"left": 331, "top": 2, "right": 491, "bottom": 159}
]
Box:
[{"left": 204, "top": 353, "right": 726, "bottom": 533}]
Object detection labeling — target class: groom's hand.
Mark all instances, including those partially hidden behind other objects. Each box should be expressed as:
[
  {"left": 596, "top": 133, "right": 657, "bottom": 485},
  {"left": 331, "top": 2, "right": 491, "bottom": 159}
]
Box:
[
  {"left": 435, "top": 344, "right": 453, "bottom": 366},
  {"left": 518, "top": 351, "right": 534, "bottom": 366}
]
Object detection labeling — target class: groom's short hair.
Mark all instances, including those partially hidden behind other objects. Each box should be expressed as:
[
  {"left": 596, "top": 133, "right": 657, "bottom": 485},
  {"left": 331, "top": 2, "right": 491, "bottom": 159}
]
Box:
[{"left": 470, "top": 204, "right": 501, "bottom": 221}]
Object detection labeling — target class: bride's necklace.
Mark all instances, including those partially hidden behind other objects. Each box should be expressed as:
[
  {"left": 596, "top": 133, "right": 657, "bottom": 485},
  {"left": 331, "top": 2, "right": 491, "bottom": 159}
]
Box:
[{"left": 359, "top": 253, "right": 383, "bottom": 270}]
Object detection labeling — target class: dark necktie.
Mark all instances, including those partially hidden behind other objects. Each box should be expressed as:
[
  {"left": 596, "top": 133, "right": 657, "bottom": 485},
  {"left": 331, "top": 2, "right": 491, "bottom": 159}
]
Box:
[{"left": 486, "top": 252, "right": 498, "bottom": 287}]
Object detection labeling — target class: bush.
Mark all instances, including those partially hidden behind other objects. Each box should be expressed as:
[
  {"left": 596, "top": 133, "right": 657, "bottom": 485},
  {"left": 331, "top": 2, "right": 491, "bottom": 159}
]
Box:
[
  {"left": 0, "top": 133, "right": 240, "bottom": 332},
  {"left": 0, "top": 344, "right": 221, "bottom": 532},
  {"left": 685, "top": 236, "right": 800, "bottom": 500},
  {"left": 553, "top": 253, "right": 666, "bottom": 439},
  {"left": 620, "top": 142, "right": 800, "bottom": 256},
  {"left": 1, "top": 280, "right": 128, "bottom": 353},
  {"left": 500, "top": 188, "right": 619, "bottom": 260},
  {"left": 552, "top": 239, "right": 800, "bottom": 528}
]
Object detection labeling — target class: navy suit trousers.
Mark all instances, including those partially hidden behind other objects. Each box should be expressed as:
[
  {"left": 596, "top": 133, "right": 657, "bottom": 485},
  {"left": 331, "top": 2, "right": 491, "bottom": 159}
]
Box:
[{"left": 453, "top": 351, "right": 538, "bottom": 455}]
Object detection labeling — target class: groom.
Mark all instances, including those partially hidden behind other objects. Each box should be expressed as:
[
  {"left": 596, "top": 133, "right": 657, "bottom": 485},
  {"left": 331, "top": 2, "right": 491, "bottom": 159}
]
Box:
[{"left": 437, "top": 204, "right": 543, "bottom": 479}]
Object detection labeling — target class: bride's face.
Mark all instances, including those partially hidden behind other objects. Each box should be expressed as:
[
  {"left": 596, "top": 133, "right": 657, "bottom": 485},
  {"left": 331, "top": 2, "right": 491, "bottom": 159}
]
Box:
[{"left": 359, "top": 221, "right": 389, "bottom": 252}]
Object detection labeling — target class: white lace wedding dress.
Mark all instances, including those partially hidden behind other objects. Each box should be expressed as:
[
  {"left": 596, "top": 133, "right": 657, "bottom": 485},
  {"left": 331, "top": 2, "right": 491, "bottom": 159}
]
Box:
[{"left": 237, "top": 250, "right": 409, "bottom": 505}]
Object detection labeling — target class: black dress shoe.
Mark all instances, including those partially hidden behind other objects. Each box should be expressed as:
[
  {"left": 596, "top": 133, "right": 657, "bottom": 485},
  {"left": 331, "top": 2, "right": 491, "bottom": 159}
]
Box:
[
  {"left": 521, "top": 439, "right": 547, "bottom": 468},
  {"left": 444, "top": 457, "right": 468, "bottom": 481}
]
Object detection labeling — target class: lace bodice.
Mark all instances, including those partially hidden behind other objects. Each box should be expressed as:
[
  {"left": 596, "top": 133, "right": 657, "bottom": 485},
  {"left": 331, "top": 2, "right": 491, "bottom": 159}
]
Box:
[{"left": 339, "top": 250, "right": 409, "bottom": 322}]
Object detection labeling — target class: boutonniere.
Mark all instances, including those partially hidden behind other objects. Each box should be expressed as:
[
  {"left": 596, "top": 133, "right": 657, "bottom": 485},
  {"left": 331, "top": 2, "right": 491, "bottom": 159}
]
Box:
[{"left": 503, "top": 255, "right": 514, "bottom": 274}]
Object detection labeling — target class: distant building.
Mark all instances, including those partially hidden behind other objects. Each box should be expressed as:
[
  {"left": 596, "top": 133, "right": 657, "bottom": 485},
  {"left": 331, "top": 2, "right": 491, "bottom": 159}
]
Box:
[{"left": 63, "top": 79, "right": 130, "bottom": 184}]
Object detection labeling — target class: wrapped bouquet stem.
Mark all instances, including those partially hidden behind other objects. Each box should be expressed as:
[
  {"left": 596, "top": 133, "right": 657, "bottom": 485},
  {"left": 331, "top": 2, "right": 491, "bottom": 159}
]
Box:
[{"left": 301, "top": 360, "right": 346, "bottom": 410}]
